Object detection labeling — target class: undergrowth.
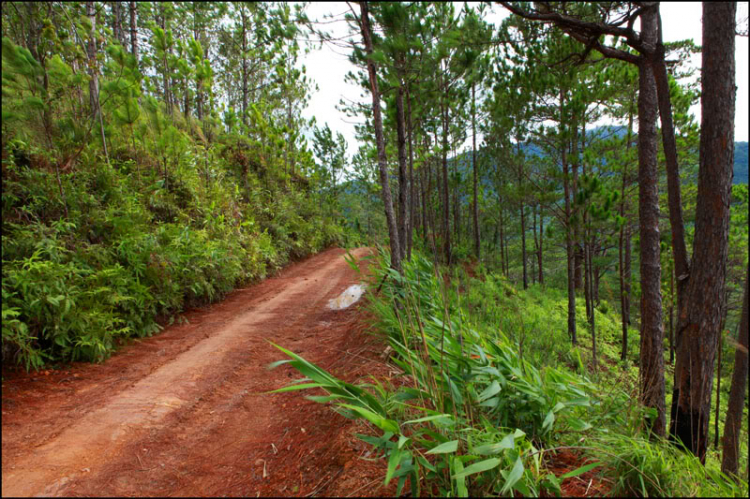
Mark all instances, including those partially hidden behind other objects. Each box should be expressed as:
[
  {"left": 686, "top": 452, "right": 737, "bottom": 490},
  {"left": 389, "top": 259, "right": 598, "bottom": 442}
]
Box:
[
  {"left": 1, "top": 139, "right": 346, "bottom": 369},
  {"left": 270, "top": 249, "right": 747, "bottom": 496}
]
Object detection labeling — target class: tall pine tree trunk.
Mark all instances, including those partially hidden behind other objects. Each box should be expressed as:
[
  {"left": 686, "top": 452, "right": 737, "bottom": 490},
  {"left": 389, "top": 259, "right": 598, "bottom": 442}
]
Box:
[
  {"left": 572, "top": 117, "right": 583, "bottom": 292},
  {"left": 240, "top": 6, "right": 248, "bottom": 126},
  {"left": 359, "top": 1, "right": 401, "bottom": 274},
  {"left": 441, "top": 75, "right": 451, "bottom": 266},
  {"left": 87, "top": 1, "right": 99, "bottom": 119},
  {"left": 395, "top": 80, "right": 409, "bottom": 262},
  {"left": 620, "top": 104, "right": 634, "bottom": 361},
  {"left": 637, "top": 6, "right": 666, "bottom": 438},
  {"left": 129, "top": 2, "right": 138, "bottom": 64},
  {"left": 407, "top": 85, "right": 415, "bottom": 261},
  {"left": 653, "top": 6, "right": 690, "bottom": 311},
  {"left": 669, "top": 2, "right": 735, "bottom": 462},
  {"left": 472, "top": 82, "right": 480, "bottom": 259},
  {"left": 563, "top": 119, "right": 577, "bottom": 345}
]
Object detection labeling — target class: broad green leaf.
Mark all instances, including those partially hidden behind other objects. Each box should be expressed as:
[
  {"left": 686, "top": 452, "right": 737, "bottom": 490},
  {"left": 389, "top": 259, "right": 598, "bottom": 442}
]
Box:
[
  {"left": 397, "top": 435, "right": 410, "bottom": 449},
  {"left": 478, "top": 380, "right": 501, "bottom": 401},
  {"left": 567, "top": 418, "right": 593, "bottom": 432},
  {"left": 385, "top": 448, "right": 402, "bottom": 484},
  {"left": 500, "top": 457, "right": 524, "bottom": 494},
  {"left": 452, "top": 457, "right": 469, "bottom": 497},
  {"left": 451, "top": 458, "right": 501, "bottom": 479},
  {"left": 426, "top": 439, "right": 459, "bottom": 454},
  {"left": 542, "top": 410, "right": 555, "bottom": 431},
  {"left": 473, "top": 432, "right": 515, "bottom": 455}
]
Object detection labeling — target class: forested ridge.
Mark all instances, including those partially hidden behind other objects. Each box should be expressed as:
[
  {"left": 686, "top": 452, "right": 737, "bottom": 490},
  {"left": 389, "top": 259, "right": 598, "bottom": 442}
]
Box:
[{"left": 2, "top": 1, "right": 748, "bottom": 497}]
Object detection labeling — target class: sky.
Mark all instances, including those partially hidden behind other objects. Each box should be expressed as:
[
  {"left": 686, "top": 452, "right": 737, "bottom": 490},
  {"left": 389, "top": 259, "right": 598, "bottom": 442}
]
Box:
[{"left": 298, "top": 2, "right": 749, "bottom": 159}]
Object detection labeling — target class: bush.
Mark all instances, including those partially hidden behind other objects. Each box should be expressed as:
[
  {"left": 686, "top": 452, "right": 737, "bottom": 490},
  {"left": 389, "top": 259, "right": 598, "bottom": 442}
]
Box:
[{"left": 1, "top": 131, "right": 343, "bottom": 368}]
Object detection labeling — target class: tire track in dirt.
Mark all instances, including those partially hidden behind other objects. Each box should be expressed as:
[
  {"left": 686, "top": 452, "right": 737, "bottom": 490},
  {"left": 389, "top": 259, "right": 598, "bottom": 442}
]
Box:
[{"left": 2, "top": 247, "right": 390, "bottom": 497}]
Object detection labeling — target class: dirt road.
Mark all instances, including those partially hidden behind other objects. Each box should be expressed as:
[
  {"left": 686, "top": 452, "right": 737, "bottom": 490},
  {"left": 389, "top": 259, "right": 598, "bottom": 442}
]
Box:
[{"left": 2, "top": 247, "right": 394, "bottom": 497}]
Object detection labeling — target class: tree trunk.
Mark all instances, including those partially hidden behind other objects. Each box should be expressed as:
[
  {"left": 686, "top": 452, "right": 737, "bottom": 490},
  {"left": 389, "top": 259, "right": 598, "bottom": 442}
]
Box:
[
  {"left": 637, "top": 6, "right": 666, "bottom": 438},
  {"left": 441, "top": 74, "right": 451, "bottom": 266},
  {"left": 721, "top": 267, "right": 748, "bottom": 477},
  {"left": 407, "top": 85, "right": 415, "bottom": 261},
  {"left": 563, "top": 122, "right": 577, "bottom": 345},
  {"left": 87, "top": 1, "right": 99, "bottom": 119},
  {"left": 112, "top": 2, "right": 122, "bottom": 46},
  {"left": 572, "top": 116, "right": 583, "bottom": 292},
  {"left": 669, "top": 2, "right": 735, "bottom": 463},
  {"left": 158, "top": 4, "right": 173, "bottom": 115},
  {"left": 669, "top": 264, "right": 675, "bottom": 364},
  {"left": 241, "top": 6, "right": 248, "bottom": 126},
  {"left": 620, "top": 99, "right": 635, "bottom": 362},
  {"left": 653, "top": 7, "right": 690, "bottom": 311},
  {"left": 86, "top": 1, "right": 109, "bottom": 165},
  {"left": 395, "top": 81, "right": 409, "bottom": 263},
  {"left": 129, "top": 1, "right": 138, "bottom": 64},
  {"left": 472, "top": 82, "right": 480, "bottom": 259},
  {"left": 593, "top": 249, "right": 601, "bottom": 304},
  {"left": 587, "top": 233, "right": 597, "bottom": 370},
  {"left": 452, "top": 143, "right": 460, "bottom": 246},
  {"left": 359, "top": 1, "right": 401, "bottom": 274}
]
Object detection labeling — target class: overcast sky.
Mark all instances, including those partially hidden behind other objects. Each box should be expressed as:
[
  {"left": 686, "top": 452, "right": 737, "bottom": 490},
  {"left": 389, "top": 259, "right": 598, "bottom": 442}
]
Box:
[{"left": 298, "top": 2, "right": 749, "bottom": 158}]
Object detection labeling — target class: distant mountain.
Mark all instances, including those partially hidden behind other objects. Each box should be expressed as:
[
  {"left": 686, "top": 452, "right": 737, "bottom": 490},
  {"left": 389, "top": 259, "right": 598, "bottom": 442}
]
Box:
[{"left": 734, "top": 142, "right": 748, "bottom": 184}]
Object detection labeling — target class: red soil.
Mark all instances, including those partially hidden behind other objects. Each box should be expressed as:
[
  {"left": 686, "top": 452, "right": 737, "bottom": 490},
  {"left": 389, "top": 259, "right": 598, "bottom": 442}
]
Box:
[{"left": 2, "top": 247, "right": 395, "bottom": 497}]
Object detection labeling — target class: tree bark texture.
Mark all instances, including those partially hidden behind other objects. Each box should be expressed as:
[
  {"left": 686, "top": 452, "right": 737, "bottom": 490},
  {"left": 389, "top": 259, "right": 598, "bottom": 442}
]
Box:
[
  {"left": 395, "top": 82, "right": 409, "bottom": 263},
  {"left": 129, "top": 1, "right": 138, "bottom": 63},
  {"left": 406, "top": 85, "right": 415, "bottom": 261},
  {"left": 652, "top": 7, "right": 690, "bottom": 310},
  {"left": 637, "top": 6, "right": 665, "bottom": 438},
  {"left": 669, "top": 2, "right": 735, "bottom": 463}
]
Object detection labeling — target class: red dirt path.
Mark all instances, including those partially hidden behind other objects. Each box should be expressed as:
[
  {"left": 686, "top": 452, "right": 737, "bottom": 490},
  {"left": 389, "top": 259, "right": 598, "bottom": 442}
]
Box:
[{"left": 2, "top": 247, "right": 395, "bottom": 497}]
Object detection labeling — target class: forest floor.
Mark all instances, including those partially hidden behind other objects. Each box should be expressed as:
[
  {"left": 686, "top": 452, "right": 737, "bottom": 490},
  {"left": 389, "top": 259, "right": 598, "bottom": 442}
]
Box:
[{"left": 1, "top": 247, "right": 398, "bottom": 497}]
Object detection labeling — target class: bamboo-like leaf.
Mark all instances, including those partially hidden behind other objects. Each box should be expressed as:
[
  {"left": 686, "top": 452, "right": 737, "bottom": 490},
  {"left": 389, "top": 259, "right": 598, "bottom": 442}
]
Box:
[
  {"left": 500, "top": 457, "right": 524, "bottom": 494},
  {"left": 339, "top": 403, "right": 399, "bottom": 434},
  {"left": 385, "top": 448, "right": 403, "bottom": 484},
  {"left": 477, "top": 380, "right": 501, "bottom": 401},
  {"left": 558, "top": 462, "right": 600, "bottom": 480},
  {"left": 451, "top": 457, "right": 501, "bottom": 479},
  {"left": 473, "top": 432, "right": 515, "bottom": 455},
  {"left": 426, "top": 439, "right": 458, "bottom": 454}
]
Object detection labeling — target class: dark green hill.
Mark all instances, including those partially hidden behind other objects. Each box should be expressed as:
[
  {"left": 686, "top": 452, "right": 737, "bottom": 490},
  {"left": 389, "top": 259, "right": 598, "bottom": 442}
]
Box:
[{"left": 734, "top": 141, "right": 748, "bottom": 184}]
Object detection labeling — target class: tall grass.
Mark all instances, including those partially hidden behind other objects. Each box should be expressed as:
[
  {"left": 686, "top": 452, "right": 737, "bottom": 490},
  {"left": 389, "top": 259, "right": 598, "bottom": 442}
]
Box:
[{"left": 270, "top": 249, "right": 748, "bottom": 496}]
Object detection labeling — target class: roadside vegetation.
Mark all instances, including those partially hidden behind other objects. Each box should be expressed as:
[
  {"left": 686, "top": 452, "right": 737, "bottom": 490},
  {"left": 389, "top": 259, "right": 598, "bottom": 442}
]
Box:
[
  {"left": 1, "top": 3, "right": 349, "bottom": 369},
  {"left": 274, "top": 249, "right": 748, "bottom": 496}
]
